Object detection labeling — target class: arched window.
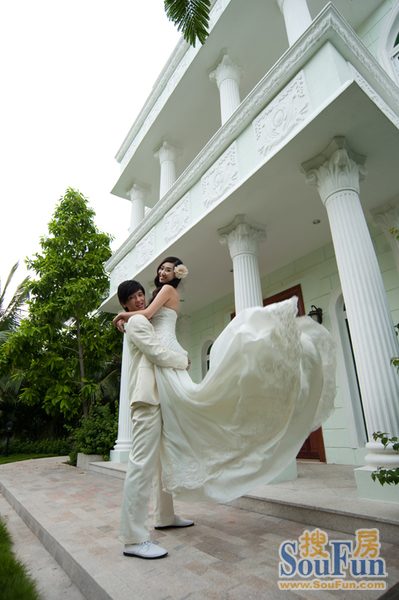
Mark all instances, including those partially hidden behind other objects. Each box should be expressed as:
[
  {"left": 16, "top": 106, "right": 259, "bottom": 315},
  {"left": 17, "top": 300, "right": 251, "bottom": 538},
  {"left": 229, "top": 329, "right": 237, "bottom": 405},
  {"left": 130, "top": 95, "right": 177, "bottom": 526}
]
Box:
[
  {"left": 377, "top": 4, "right": 399, "bottom": 83},
  {"left": 329, "top": 289, "right": 367, "bottom": 447},
  {"left": 199, "top": 336, "right": 216, "bottom": 380}
]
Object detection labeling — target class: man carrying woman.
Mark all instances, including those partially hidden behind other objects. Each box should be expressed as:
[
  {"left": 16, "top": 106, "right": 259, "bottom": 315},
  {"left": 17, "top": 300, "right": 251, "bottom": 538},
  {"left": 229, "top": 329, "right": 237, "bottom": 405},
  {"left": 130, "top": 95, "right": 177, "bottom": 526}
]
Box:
[{"left": 117, "top": 279, "right": 194, "bottom": 560}]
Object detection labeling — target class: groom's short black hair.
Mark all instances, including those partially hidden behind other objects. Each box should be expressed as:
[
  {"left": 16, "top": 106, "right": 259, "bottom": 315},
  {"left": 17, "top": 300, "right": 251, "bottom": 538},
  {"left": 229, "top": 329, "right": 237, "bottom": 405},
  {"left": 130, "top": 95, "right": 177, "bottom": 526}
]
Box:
[{"left": 117, "top": 280, "right": 145, "bottom": 308}]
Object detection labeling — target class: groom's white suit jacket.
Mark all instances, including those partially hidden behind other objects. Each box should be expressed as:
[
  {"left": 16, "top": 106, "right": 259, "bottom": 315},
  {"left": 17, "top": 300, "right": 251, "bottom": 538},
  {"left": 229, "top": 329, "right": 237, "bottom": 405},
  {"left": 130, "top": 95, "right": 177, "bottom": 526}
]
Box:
[{"left": 125, "top": 314, "right": 188, "bottom": 406}]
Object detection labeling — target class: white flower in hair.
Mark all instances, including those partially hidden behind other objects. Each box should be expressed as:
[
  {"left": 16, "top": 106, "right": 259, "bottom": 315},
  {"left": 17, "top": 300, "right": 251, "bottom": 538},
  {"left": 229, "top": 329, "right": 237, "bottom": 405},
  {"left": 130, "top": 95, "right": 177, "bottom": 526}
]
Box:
[{"left": 174, "top": 264, "right": 188, "bottom": 279}]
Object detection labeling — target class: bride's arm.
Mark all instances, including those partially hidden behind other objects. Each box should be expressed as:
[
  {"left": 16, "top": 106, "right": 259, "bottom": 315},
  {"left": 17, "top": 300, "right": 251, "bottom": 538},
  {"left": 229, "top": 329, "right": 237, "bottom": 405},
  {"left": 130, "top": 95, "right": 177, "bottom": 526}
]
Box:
[{"left": 113, "top": 286, "right": 177, "bottom": 329}]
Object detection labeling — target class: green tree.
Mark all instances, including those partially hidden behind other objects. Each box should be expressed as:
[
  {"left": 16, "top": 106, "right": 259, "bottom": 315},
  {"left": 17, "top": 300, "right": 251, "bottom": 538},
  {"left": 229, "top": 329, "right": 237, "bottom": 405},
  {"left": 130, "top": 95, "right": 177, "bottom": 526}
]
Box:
[
  {"left": 0, "top": 189, "right": 121, "bottom": 420},
  {"left": 164, "top": 0, "right": 211, "bottom": 46}
]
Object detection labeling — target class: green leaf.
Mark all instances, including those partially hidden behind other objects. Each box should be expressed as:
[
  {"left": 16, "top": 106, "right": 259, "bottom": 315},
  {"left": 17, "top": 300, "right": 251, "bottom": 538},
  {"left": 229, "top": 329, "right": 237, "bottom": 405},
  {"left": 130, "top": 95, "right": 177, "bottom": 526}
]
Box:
[{"left": 164, "top": 0, "right": 211, "bottom": 45}]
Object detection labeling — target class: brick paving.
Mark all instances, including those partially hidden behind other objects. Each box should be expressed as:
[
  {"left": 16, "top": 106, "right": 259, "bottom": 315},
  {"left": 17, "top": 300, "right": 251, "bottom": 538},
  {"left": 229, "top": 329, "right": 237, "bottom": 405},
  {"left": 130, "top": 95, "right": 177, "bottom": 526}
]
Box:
[{"left": 0, "top": 457, "right": 398, "bottom": 600}]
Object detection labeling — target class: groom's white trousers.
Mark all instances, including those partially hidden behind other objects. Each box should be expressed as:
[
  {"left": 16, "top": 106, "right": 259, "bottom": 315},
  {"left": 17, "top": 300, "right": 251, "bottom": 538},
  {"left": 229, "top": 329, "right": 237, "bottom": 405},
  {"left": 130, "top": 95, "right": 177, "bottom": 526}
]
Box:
[{"left": 119, "top": 402, "right": 174, "bottom": 544}]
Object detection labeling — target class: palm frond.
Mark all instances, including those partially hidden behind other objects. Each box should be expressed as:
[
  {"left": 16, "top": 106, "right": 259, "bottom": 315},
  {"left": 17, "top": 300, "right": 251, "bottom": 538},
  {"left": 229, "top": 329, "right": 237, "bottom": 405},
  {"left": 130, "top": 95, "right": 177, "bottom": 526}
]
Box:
[
  {"left": 0, "top": 262, "right": 19, "bottom": 305},
  {"left": 164, "top": 0, "right": 211, "bottom": 46},
  {"left": 0, "top": 263, "right": 29, "bottom": 333},
  {"left": 0, "top": 330, "right": 10, "bottom": 347}
]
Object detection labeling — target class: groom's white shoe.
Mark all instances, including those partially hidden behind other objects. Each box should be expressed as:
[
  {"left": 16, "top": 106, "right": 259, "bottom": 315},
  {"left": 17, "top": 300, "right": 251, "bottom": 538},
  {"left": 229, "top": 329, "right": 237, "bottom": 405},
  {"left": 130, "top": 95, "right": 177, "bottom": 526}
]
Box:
[
  {"left": 123, "top": 541, "right": 168, "bottom": 559},
  {"left": 154, "top": 515, "right": 194, "bottom": 530}
]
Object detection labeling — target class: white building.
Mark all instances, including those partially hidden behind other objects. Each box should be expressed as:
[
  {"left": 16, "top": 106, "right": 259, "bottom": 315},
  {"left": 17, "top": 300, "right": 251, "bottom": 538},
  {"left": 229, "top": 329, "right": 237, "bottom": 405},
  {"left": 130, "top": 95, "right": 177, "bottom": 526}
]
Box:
[{"left": 103, "top": 0, "right": 399, "bottom": 502}]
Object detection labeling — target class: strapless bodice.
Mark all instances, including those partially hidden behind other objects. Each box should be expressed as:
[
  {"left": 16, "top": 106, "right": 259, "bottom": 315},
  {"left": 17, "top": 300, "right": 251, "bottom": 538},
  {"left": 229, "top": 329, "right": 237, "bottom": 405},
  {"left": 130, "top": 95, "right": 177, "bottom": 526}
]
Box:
[{"left": 150, "top": 306, "right": 184, "bottom": 352}]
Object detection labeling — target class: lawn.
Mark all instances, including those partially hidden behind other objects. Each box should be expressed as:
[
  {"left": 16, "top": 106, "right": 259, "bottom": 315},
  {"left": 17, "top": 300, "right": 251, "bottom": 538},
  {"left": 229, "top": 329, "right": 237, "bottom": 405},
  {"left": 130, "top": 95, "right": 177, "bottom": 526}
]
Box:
[
  {"left": 0, "top": 517, "right": 41, "bottom": 600},
  {"left": 0, "top": 454, "right": 61, "bottom": 466}
]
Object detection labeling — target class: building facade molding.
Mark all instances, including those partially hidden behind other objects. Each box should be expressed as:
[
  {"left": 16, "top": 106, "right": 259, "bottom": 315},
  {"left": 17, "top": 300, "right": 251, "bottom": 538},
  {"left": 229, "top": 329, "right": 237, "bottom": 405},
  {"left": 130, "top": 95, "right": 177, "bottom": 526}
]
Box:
[
  {"left": 164, "top": 193, "right": 190, "bottom": 244},
  {"left": 202, "top": 142, "right": 238, "bottom": 208},
  {"left": 106, "top": 5, "right": 399, "bottom": 273},
  {"left": 135, "top": 228, "right": 155, "bottom": 271},
  {"left": 253, "top": 70, "right": 310, "bottom": 158}
]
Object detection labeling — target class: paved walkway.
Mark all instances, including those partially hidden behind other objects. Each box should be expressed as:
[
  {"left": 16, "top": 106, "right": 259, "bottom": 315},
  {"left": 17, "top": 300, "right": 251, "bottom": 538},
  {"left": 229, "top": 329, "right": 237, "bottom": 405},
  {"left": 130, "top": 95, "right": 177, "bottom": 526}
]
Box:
[
  {"left": 0, "top": 457, "right": 398, "bottom": 600},
  {"left": 0, "top": 494, "right": 85, "bottom": 600}
]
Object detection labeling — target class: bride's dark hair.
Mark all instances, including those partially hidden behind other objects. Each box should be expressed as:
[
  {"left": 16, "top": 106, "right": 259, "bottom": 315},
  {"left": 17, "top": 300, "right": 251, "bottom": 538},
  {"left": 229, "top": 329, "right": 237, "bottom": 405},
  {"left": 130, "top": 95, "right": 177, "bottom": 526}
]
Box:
[{"left": 148, "top": 256, "right": 183, "bottom": 305}]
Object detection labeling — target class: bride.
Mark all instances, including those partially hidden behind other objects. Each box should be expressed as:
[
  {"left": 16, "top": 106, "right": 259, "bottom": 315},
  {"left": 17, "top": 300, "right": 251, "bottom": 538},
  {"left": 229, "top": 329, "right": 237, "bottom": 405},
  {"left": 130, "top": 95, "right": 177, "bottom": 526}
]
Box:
[{"left": 114, "top": 256, "right": 336, "bottom": 503}]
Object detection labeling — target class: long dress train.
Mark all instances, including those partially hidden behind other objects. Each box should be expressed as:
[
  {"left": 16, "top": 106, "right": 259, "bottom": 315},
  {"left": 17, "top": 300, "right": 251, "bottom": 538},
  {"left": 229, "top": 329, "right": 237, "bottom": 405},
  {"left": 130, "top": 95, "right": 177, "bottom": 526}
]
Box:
[{"left": 151, "top": 297, "right": 336, "bottom": 503}]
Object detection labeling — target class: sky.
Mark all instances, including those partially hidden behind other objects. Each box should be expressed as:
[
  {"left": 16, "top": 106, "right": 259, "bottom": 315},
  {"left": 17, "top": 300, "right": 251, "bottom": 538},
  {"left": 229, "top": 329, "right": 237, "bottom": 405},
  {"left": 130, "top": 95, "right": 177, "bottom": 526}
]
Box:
[{"left": 1, "top": 0, "right": 181, "bottom": 302}]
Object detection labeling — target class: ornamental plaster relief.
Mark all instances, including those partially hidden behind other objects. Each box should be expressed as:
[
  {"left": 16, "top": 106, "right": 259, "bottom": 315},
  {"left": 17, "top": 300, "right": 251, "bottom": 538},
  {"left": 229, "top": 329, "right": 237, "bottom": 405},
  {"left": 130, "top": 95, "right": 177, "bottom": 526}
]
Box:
[
  {"left": 112, "top": 254, "right": 130, "bottom": 292},
  {"left": 202, "top": 142, "right": 238, "bottom": 209},
  {"left": 135, "top": 228, "right": 154, "bottom": 270},
  {"left": 164, "top": 194, "right": 190, "bottom": 244},
  {"left": 253, "top": 72, "right": 310, "bottom": 158}
]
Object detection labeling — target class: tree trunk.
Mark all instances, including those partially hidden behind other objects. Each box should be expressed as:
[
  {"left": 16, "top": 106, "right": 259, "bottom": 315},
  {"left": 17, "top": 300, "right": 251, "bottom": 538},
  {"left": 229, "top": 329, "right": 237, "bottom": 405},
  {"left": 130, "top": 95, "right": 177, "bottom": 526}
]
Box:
[{"left": 75, "top": 308, "right": 89, "bottom": 420}]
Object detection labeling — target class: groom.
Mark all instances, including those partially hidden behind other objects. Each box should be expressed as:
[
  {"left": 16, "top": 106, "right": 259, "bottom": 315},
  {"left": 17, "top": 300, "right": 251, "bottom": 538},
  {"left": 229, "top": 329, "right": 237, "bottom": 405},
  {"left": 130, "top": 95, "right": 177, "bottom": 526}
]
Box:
[{"left": 117, "top": 279, "right": 194, "bottom": 559}]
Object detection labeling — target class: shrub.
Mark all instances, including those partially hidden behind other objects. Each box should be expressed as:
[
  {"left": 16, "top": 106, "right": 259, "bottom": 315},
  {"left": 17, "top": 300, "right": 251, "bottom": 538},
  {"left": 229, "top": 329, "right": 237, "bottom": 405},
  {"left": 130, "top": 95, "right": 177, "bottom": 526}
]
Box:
[
  {"left": 67, "top": 402, "right": 118, "bottom": 465},
  {"left": 371, "top": 432, "right": 399, "bottom": 486},
  {"left": 0, "top": 438, "right": 72, "bottom": 457}
]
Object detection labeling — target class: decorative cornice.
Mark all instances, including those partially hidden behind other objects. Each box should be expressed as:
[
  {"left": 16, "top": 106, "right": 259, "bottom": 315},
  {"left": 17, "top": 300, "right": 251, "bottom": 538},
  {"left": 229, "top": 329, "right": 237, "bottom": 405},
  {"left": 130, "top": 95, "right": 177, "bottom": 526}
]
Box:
[
  {"left": 348, "top": 64, "right": 399, "bottom": 129},
  {"left": 106, "top": 4, "right": 399, "bottom": 272}
]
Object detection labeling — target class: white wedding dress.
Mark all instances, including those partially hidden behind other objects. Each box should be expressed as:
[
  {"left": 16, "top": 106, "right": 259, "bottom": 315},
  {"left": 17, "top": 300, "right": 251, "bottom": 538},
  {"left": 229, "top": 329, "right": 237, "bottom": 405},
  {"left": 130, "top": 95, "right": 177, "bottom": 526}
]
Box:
[{"left": 151, "top": 297, "right": 336, "bottom": 503}]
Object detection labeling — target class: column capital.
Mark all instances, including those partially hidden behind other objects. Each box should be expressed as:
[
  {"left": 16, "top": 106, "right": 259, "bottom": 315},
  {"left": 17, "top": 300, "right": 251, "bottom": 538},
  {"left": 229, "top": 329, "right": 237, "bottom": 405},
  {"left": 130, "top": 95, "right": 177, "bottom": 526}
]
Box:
[
  {"left": 218, "top": 214, "right": 266, "bottom": 259},
  {"left": 209, "top": 54, "right": 242, "bottom": 88},
  {"left": 371, "top": 203, "right": 399, "bottom": 233},
  {"left": 154, "top": 140, "right": 182, "bottom": 164},
  {"left": 301, "top": 137, "right": 367, "bottom": 205},
  {"left": 127, "top": 182, "right": 150, "bottom": 202}
]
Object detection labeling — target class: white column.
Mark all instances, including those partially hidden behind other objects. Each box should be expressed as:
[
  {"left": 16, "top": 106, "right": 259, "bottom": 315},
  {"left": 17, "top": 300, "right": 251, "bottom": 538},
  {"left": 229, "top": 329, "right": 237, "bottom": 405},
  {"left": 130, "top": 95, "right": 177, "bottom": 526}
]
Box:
[
  {"left": 209, "top": 54, "right": 241, "bottom": 125},
  {"left": 371, "top": 204, "right": 399, "bottom": 279},
  {"left": 110, "top": 336, "right": 133, "bottom": 462},
  {"left": 302, "top": 137, "right": 399, "bottom": 447},
  {"left": 176, "top": 315, "right": 191, "bottom": 354},
  {"left": 127, "top": 183, "right": 148, "bottom": 233},
  {"left": 218, "top": 215, "right": 266, "bottom": 314},
  {"left": 276, "top": 0, "right": 312, "bottom": 46},
  {"left": 154, "top": 140, "right": 181, "bottom": 199}
]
